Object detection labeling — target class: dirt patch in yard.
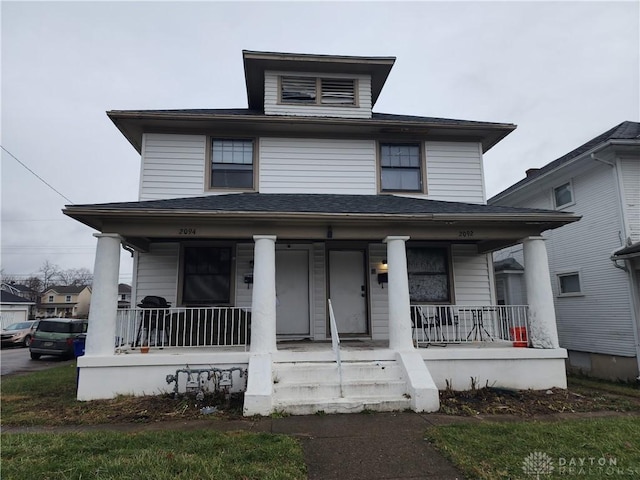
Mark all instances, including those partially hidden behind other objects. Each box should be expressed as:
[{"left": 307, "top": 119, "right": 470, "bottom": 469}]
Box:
[{"left": 439, "top": 380, "right": 640, "bottom": 417}]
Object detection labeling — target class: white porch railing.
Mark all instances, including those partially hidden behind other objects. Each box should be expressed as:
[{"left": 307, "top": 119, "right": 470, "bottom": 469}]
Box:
[
  {"left": 115, "top": 307, "right": 251, "bottom": 352},
  {"left": 410, "top": 305, "right": 529, "bottom": 347},
  {"left": 327, "top": 299, "right": 344, "bottom": 397}
]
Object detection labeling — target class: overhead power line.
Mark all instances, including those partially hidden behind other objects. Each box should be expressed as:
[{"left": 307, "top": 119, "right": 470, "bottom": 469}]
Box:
[{"left": 1, "top": 145, "right": 74, "bottom": 204}]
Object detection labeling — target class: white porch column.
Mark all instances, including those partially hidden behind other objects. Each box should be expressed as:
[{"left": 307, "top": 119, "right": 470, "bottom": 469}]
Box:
[
  {"left": 250, "top": 235, "right": 277, "bottom": 353},
  {"left": 384, "top": 236, "right": 415, "bottom": 351},
  {"left": 85, "top": 233, "right": 122, "bottom": 356},
  {"left": 522, "top": 236, "right": 560, "bottom": 348}
]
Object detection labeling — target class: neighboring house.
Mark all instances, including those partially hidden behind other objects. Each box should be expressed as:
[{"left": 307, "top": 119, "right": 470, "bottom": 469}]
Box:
[
  {"left": 489, "top": 121, "right": 640, "bottom": 381},
  {"left": 37, "top": 285, "right": 92, "bottom": 318},
  {"left": 0, "top": 290, "right": 35, "bottom": 329},
  {"left": 118, "top": 284, "right": 132, "bottom": 309},
  {"left": 1, "top": 282, "right": 38, "bottom": 318},
  {"left": 64, "top": 50, "right": 579, "bottom": 415}
]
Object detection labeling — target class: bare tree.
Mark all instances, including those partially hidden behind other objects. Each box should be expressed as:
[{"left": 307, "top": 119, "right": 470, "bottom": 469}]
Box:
[
  {"left": 22, "top": 276, "right": 43, "bottom": 301},
  {"left": 39, "top": 261, "right": 61, "bottom": 291},
  {"left": 57, "top": 267, "right": 93, "bottom": 287}
]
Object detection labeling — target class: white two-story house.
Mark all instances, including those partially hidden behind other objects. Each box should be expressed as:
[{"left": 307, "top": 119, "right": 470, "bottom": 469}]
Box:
[
  {"left": 490, "top": 122, "right": 640, "bottom": 381},
  {"left": 65, "top": 50, "right": 578, "bottom": 415}
]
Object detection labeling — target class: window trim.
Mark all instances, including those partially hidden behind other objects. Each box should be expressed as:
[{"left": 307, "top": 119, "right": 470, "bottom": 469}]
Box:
[
  {"left": 557, "top": 270, "right": 583, "bottom": 297},
  {"left": 406, "top": 244, "right": 454, "bottom": 305},
  {"left": 205, "top": 137, "right": 258, "bottom": 192},
  {"left": 553, "top": 180, "right": 575, "bottom": 210},
  {"left": 377, "top": 141, "right": 427, "bottom": 194},
  {"left": 178, "top": 243, "right": 237, "bottom": 306},
  {"left": 278, "top": 75, "right": 358, "bottom": 107}
]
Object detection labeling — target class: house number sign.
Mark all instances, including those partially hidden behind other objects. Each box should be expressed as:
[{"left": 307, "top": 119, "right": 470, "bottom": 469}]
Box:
[
  {"left": 179, "top": 228, "right": 197, "bottom": 235},
  {"left": 458, "top": 230, "right": 474, "bottom": 238}
]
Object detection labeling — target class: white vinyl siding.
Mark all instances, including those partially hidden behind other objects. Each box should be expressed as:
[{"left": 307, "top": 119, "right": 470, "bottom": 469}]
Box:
[
  {"left": 312, "top": 243, "right": 327, "bottom": 340},
  {"left": 451, "top": 245, "right": 492, "bottom": 305},
  {"left": 259, "top": 138, "right": 377, "bottom": 194},
  {"left": 234, "top": 244, "right": 254, "bottom": 308},
  {"left": 140, "top": 134, "right": 206, "bottom": 200},
  {"left": 424, "top": 142, "right": 485, "bottom": 204},
  {"left": 264, "top": 71, "right": 372, "bottom": 119},
  {"left": 544, "top": 165, "right": 636, "bottom": 356},
  {"left": 135, "top": 243, "right": 179, "bottom": 306},
  {"left": 368, "top": 243, "right": 389, "bottom": 340},
  {"left": 619, "top": 157, "right": 640, "bottom": 243}
]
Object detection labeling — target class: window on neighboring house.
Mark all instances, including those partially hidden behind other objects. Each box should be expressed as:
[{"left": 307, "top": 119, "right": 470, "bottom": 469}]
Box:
[
  {"left": 553, "top": 182, "right": 574, "bottom": 208},
  {"left": 210, "top": 139, "right": 254, "bottom": 190},
  {"left": 280, "top": 76, "right": 356, "bottom": 106},
  {"left": 120, "top": 294, "right": 127, "bottom": 301},
  {"left": 48, "top": 295, "right": 54, "bottom": 303},
  {"left": 380, "top": 143, "right": 423, "bottom": 192},
  {"left": 407, "top": 247, "right": 451, "bottom": 303},
  {"left": 65, "top": 295, "right": 72, "bottom": 302},
  {"left": 182, "top": 246, "right": 232, "bottom": 305},
  {"left": 558, "top": 272, "right": 582, "bottom": 295}
]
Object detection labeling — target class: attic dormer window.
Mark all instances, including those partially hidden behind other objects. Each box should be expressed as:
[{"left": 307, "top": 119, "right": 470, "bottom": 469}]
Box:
[{"left": 280, "top": 76, "right": 356, "bottom": 106}]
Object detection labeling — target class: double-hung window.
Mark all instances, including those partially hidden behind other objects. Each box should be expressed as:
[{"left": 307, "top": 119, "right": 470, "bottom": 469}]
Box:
[
  {"left": 182, "top": 246, "right": 232, "bottom": 305},
  {"left": 380, "top": 143, "right": 423, "bottom": 192},
  {"left": 280, "top": 76, "right": 356, "bottom": 106},
  {"left": 210, "top": 139, "right": 254, "bottom": 190},
  {"left": 407, "top": 247, "right": 451, "bottom": 303}
]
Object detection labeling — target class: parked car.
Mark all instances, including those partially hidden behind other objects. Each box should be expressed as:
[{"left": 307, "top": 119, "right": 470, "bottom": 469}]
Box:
[
  {"left": 1, "top": 320, "right": 39, "bottom": 348},
  {"left": 29, "top": 318, "right": 88, "bottom": 360}
]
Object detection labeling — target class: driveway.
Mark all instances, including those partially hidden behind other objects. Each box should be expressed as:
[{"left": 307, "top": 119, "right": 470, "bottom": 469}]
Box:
[{"left": 0, "top": 347, "right": 74, "bottom": 376}]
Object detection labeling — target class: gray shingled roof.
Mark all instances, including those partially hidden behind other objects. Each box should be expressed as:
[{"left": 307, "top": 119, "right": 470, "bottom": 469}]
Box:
[
  {"left": 494, "top": 258, "right": 524, "bottom": 271},
  {"left": 107, "top": 108, "right": 510, "bottom": 128},
  {"left": 45, "top": 285, "right": 88, "bottom": 294},
  {"left": 490, "top": 121, "right": 640, "bottom": 202},
  {"left": 68, "top": 193, "right": 568, "bottom": 216},
  {"left": 1, "top": 290, "right": 34, "bottom": 304}
]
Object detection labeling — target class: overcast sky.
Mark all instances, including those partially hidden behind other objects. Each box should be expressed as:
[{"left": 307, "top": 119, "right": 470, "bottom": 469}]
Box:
[{"left": 2, "top": 0, "right": 638, "bottom": 285}]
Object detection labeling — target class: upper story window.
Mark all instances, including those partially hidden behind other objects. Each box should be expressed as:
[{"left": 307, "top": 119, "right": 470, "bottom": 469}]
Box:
[
  {"left": 280, "top": 76, "right": 356, "bottom": 106},
  {"left": 553, "top": 181, "right": 574, "bottom": 209},
  {"left": 380, "top": 143, "right": 424, "bottom": 192},
  {"left": 65, "top": 295, "right": 72, "bottom": 302},
  {"left": 210, "top": 139, "right": 254, "bottom": 190},
  {"left": 48, "top": 295, "right": 54, "bottom": 303}
]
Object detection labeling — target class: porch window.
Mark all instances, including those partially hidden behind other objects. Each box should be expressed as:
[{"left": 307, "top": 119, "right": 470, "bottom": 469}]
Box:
[
  {"left": 380, "top": 143, "right": 423, "bottom": 192},
  {"left": 182, "top": 247, "right": 232, "bottom": 305},
  {"left": 407, "top": 247, "right": 450, "bottom": 303},
  {"left": 210, "top": 139, "right": 254, "bottom": 189}
]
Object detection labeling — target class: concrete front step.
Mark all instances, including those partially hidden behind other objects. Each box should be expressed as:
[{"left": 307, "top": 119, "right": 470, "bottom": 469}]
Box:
[
  {"left": 271, "top": 359, "right": 410, "bottom": 415},
  {"left": 273, "top": 360, "right": 402, "bottom": 383},
  {"left": 272, "top": 396, "right": 412, "bottom": 415},
  {"left": 273, "top": 380, "right": 408, "bottom": 401}
]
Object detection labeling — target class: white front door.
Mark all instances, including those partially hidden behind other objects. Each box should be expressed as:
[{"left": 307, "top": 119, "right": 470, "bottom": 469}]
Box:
[
  {"left": 276, "top": 249, "right": 310, "bottom": 336},
  {"left": 329, "top": 250, "right": 368, "bottom": 335}
]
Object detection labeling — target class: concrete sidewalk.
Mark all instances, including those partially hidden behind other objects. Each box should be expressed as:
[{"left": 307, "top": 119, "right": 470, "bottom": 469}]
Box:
[{"left": 3, "top": 411, "right": 467, "bottom": 479}]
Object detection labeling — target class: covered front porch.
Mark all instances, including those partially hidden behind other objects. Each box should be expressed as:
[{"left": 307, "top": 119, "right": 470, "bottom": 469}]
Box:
[{"left": 64, "top": 193, "right": 577, "bottom": 414}]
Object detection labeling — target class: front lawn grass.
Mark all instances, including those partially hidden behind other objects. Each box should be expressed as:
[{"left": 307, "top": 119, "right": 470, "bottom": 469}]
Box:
[
  {"left": 1, "top": 430, "right": 306, "bottom": 480},
  {"left": 427, "top": 417, "right": 640, "bottom": 479},
  {"left": 1, "top": 363, "right": 243, "bottom": 426}
]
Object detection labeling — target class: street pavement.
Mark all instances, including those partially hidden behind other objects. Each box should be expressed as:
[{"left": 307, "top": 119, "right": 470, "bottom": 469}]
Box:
[{"left": 0, "top": 347, "right": 73, "bottom": 376}]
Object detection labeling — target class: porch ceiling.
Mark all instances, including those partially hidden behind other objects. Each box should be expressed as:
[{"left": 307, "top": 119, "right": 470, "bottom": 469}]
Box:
[{"left": 63, "top": 194, "right": 579, "bottom": 253}]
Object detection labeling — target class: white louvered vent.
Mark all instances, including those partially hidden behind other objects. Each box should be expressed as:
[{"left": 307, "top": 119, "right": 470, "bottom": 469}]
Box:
[
  {"left": 321, "top": 79, "right": 355, "bottom": 105},
  {"left": 281, "top": 77, "right": 317, "bottom": 104}
]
